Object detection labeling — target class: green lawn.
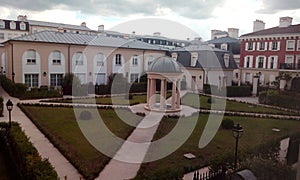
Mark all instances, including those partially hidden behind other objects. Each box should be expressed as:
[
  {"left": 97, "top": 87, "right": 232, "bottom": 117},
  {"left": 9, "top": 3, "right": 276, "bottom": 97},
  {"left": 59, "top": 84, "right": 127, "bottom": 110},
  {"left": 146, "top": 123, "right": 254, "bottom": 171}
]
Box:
[
  {"left": 181, "top": 93, "right": 298, "bottom": 115},
  {"left": 135, "top": 114, "right": 300, "bottom": 178},
  {"left": 20, "top": 105, "right": 143, "bottom": 180}
]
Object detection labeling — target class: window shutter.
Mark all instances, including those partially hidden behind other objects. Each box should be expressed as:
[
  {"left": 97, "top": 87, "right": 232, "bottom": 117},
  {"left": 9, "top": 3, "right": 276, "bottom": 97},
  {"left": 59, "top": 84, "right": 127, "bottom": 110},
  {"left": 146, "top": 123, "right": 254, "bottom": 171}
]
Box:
[
  {"left": 267, "top": 57, "right": 271, "bottom": 69},
  {"left": 264, "top": 42, "right": 268, "bottom": 50},
  {"left": 257, "top": 42, "right": 260, "bottom": 50},
  {"left": 274, "top": 56, "right": 278, "bottom": 69},
  {"left": 277, "top": 41, "right": 280, "bottom": 50},
  {"left": 269, "top": 42, "right": 272, "bottom": 50},
  {"left": 244, "top": 57, "right": 247, "bottom": 68},
  {"left": 263, "top": 57, "right": 266, "bottom": 68},
  {"left": 250, "top": 73, "right": 253, "bottom": 83},
  {"left": 255, "top": 57, "right": 259, "bottom": 68},
  {"left": 253, "top": 42, "right": 256, "bottom": 50},
  {"left": 249, "top": 56, "right": 253, "bottom": 68},
  {"left": 245, "top": 42, "right": 249, "bottom": 50}
]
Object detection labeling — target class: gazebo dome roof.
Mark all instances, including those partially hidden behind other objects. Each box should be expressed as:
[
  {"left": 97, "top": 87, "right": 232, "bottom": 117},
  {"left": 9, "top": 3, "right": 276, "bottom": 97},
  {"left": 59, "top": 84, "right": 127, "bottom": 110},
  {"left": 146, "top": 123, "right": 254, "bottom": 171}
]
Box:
[{"left": 148, "top": 56, "right": 181, "bottom": 73}]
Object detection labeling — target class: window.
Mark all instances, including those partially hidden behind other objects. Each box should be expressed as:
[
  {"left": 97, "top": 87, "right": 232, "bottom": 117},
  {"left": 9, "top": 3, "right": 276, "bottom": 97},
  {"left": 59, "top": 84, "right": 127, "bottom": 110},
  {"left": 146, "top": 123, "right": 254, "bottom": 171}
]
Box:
[
  {"left": 94, "top": 73, "right": 106, "bottom": 85},
  {"left": 221, "top": 43, "right": 227, "bottom": 51},
  {"left": 130, "top": 73, "right": 139, "bottom": 83},
  {"left": 0, "top": 33, "right": 4, "bottom": 40},
  {"left": 0, "top": 20, "right": 4, "bottom": 28},
  {"left": 132, "top": 55, "right": 138, "bottom": 66},
  {"left": 50, "top": 74, "right": 63, "bottom": 86},
  {"left": 20, "top": 22, "right": 26, "bottom": 30},
  {"left": 244, "top": 56, "right": 253, "bottom": 68},
  {"left": 191, "top": 53, "right": 198, "bottom": 66},
  {"left": 171, "top": 53, "right": 177, "bottom": 61},
  {"left": 270, "top": 41, "right": 280, "bottom": 51},
  {"left": 9, "top": 21, "right": 16, "bottom": 29},
  {"left": 96, "top": 53, "right": 104, "bottom": 66},
  {"left": 75, "top": 52, "right": 84, "bottom": 65},
  {"left": 247, "top": 42, "right": 255, "bottom": 51},
  {"left": 258, "top": 42, "right": 265, "bottom": 50},
  {"left": 25, "top": 74, "right": 39, "bottom": 87},
  {"left": 115, "top": 54, "right": 122, "bottom": 65},
  {"left": 26, "top": 50, "right": 36, "bottom": 64},
  {"left": 52, "top": 51, "right": 61, "bottom": 65},
  {"left": 257, "top": 57, "right": 264, "bottom": 68},
  {"left": 268, "top": 56, "right": 277, "bottom": 69},
  {"left": 74, "top": 73, "right": 86, "bottom": 84},
  {"left": 286, "top": 40, "right": 295, "bottom": 51},
  {"left": 297, "top": 40, "right": 300, "bottom": 51}
]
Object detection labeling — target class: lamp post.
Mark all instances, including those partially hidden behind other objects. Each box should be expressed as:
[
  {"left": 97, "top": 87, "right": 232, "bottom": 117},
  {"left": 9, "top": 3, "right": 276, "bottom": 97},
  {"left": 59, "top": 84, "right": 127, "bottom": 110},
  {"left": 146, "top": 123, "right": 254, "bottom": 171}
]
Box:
[
  {"left": 6, "top": 99, "right": 13, "bottom": 128},
  {"left": 12, "top": 72, "right": 15, "bottom": 83},
  {"left": 232, "top": 123, "right": 243, "bottom": 170}
]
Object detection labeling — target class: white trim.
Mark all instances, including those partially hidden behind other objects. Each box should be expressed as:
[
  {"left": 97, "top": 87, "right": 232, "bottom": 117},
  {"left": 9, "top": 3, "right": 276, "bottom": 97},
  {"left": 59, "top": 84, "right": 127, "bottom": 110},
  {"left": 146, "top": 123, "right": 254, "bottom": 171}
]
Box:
[{"left": 286, "top": 40, "right": 295, "bottom": 51}]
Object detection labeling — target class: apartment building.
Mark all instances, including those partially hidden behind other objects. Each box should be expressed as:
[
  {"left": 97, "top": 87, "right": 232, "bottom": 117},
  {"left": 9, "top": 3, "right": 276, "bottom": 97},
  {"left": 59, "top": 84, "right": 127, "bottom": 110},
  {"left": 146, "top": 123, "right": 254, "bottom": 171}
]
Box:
[{"left": 240, "top": 17, "right": 300, "bottom": 90}]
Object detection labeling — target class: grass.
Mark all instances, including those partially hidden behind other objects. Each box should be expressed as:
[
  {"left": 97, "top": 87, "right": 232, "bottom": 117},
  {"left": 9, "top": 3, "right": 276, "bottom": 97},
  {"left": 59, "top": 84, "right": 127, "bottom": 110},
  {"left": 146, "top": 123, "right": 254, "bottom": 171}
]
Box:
[
  {"left": 181, "top": 93, "right": 299, "bottom": 115},
  {"left": 44, "top": 93, "right": 172, "bottom": 105},
  {"left": 135, "top": 114, "right": 300, "bottom": 178},
  {"left": 20, "top": 105, "right": 143, "bottom": 180}
]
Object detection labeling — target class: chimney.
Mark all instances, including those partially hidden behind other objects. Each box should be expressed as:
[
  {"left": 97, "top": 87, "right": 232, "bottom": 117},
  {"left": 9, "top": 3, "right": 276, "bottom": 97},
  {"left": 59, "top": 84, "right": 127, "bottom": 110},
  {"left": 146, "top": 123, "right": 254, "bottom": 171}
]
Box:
[
  {"left": 211, "top": 29, "right": 222, "bottom": 40},
  {"left": 98, "top": 25, "right": 104, "bottom": 31},
  {"left": 253, "top": 19, "right": 265, "bottom": 32},
  {"left": 153, "top": 32, "right": 161, "bottom": 36},
  {"left": 132, "top": 31, "right": 136, "bottom": 35},
  {"left": 279, "top": 17, "right": 293, "bottom": 28},
  {"left": 17, "top": 15, "right": 27, "bottom": 21},
  {"left": 81, "top": 22, "right": 86, "bottom": 27},
  {"left": 228, "top": 28, "right": 239, "bottom": 38},
  {"left": 57, "top": 27, "right": 64, "bottom": 33},
  {"left": 194, "top": 37, "right": 202, "bottom": 41}
]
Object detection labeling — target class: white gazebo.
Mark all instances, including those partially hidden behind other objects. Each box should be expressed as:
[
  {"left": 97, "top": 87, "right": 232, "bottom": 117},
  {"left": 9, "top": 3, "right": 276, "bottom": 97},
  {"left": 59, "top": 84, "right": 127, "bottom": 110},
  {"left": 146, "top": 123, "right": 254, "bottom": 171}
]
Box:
[{"left": 145, "top": 56, "right": 183, "bottom": 112}]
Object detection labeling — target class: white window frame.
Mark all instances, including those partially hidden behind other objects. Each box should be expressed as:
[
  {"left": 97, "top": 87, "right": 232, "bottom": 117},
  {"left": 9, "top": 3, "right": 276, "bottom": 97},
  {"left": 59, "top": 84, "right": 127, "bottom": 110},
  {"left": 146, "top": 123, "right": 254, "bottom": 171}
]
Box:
[
  {"left": 96, "top": 53, "right": 105, "bottom": 66},
  {"left": 0, "top": 21, "right": 4, "bottom": 28},
  {"left": 50, "top": 74, "right": 63, "bottom": 87},
  {"left": 297, "top": 40, "right": 300, "bottom": 51},
  {"left": 268, "top": 56, "right": 278, "bottom": 69},
  {"left": 52, "top": 51, "right": 61, "bottom": 65},
  {"left": 244, "top": 56, "right": 253, "bottom": 68},
  {"left": 75, "top": 52, "right": 84, "bottom": 65},
  {"left": 256, "top": 56, "right": 266, "bottom": 68},
  {"left": 9, "top": 21, "right": 16, "bottom": 30},
  {"left": 20, "top": 22, "right": 26, "bottom": 30},
  {"left": 246, "top": 42, "right": 255, "bottom": 51},
  {"left": 26, "top": 50, "right": 37, "bottom": 65},
  {"left": 115, "top": 54, "right": 122, "bottom": 66},
  {"left": 269, "top": 41, "right": 280, "bottom": 51},
  {"left": 286, "top": 40, "right": 295, "bottom": 51},
  {"left": 25, "top": 74, "right": 39, "bottom": 87},
  {"left": 191, "top": 52, "right": 198, "bottom": 66},
  {"left": 132, "top": 55, "right": 138, "bottom": 66},
  {"left": 257, "top": 42, "right": 267, "bottom": 51}
]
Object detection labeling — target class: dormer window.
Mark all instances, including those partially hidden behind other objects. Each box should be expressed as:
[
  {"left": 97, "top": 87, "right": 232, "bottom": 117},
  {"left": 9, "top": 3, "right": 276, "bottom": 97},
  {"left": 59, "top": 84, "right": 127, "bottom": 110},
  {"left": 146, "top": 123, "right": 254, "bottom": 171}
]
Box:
[
  {"left": 0, "top": 20, "right": 4, "bottom": 28},
  {"left": 9, "top": 21, "right": 16, "bottom": 30},
  {"left": 20, "top": 22, "right": 26, "bottom": 30},
  {"left": 191, "top": 52, "right": 198, "bottom": 66},
  {"left": 171, "top": 53, "right": 178, "bottom": 61},
  {"left": 221, "top": 43, "right": 227, "bottom": 51}
]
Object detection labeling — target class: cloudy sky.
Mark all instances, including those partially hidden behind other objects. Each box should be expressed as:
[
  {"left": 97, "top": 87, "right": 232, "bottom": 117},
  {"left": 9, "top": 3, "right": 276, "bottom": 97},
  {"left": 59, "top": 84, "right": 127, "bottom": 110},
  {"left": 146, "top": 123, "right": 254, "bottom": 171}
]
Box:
[{"left": 1, "top": 0, "right": 300, "bottom": 40}]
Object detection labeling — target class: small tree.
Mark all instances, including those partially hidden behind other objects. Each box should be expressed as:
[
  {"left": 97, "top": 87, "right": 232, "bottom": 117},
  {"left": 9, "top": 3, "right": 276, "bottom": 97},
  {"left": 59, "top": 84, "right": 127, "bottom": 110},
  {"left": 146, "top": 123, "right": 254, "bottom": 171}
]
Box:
[{"left": 62, "top": 73, "right": 81, "bottom": 95}]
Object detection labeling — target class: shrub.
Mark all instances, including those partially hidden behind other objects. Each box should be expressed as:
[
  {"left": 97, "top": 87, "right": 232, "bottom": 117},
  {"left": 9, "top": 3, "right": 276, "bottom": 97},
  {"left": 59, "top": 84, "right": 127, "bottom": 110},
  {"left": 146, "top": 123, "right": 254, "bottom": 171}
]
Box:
[
  {"left": 221, "top": 119, "right": 234, "bottom": 129},
  {"left": 204, "top": 84, "right": 252, "bottom": 97},
  {"left": 79, "top": 110, "right": 92, "bottom": 120},
  {"left": 0, "top": 122, "right": 58, "bottom": 179},
  {"left": 259, "top": 90, "right": 300, "bottom": 110}
]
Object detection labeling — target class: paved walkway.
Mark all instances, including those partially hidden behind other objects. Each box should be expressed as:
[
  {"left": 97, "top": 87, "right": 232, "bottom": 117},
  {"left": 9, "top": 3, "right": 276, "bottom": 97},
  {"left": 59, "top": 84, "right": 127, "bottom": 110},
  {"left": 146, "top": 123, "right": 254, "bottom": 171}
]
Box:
[{"left": 0, "top": 87, "right": 82, "bottom": 180}]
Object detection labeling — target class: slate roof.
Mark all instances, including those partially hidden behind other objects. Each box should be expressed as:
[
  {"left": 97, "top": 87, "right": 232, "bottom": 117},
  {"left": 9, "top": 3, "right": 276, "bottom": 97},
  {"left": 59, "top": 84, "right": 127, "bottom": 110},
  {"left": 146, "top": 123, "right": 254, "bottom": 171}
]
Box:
[
  {"left": 173, "top": 45, "right": 237, "bottom": 69},
  {"left": 0, "top": 19, "right": 29, "bottom": 31},
  {"left": 240, "top": 24, "right": 300, "bottom": 37},
  {"left": 28, "top": 20, "right": 91, "bottom": 31},
  {"left": 8, "top": 31, "right": 168, "bottom": 51},
  {"left": 207, "top": 36, "right": 240, "bottom": 44}
]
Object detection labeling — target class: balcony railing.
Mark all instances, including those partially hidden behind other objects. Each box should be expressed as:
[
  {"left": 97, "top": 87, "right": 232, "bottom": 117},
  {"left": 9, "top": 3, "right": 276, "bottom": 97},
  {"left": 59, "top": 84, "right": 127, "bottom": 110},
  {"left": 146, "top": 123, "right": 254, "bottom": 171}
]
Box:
[{"left": 280, "top": 63, "right": 300, "bottom": 70}]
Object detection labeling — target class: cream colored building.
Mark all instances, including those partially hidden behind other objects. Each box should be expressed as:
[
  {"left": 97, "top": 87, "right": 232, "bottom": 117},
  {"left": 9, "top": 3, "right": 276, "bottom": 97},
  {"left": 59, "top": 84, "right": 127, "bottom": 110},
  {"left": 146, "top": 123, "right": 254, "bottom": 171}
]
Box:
[{"left": 1, "top": 31, "right": 167, "bottom": 88}]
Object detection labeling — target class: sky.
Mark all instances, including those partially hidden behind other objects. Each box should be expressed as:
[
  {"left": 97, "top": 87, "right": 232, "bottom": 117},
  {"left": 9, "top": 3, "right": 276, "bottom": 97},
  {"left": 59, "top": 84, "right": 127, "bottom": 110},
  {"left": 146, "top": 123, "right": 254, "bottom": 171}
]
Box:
[{"left": 1, "top": 0, "right": 300, "bottom": 41}]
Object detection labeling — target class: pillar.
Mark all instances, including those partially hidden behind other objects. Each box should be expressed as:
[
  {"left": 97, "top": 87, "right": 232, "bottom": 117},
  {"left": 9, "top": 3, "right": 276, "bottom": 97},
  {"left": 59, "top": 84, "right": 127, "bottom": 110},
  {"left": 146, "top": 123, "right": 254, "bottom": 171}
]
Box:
[
  {"left": 147, "top": 78, "right": 150, "bottom": 107},
  {"left": 150, "top": 78, "right": 156, "bottom": 107},
  {"left": 160, "top": 79, "right": 166, "bottom": 110},
  {"left": 171, "top": 80, "right": 176, "bottom": 109},
  {"left": 176, "top": 80, "right": 181, "bottom": 108}
]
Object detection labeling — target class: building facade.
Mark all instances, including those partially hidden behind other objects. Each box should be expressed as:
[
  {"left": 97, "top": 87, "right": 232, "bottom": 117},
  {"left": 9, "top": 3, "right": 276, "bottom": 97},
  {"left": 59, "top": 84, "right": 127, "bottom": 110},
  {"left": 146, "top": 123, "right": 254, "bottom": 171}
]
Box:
[
  {"left": 240, "top": 17, "right": 300, "bottom": 90},
  {"left": 0, "top": 18, "right": 29, "bottom": 43},
  {"left": 1, "top": 31, "right": 167, "bottom": 88}
]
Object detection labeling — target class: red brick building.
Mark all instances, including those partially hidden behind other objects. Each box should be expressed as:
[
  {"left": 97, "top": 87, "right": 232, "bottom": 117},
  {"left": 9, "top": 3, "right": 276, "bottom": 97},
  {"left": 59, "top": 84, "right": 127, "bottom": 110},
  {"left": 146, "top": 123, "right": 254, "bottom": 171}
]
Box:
[{"left": 239, "top": 17, "right": 300, "bottom": 90}]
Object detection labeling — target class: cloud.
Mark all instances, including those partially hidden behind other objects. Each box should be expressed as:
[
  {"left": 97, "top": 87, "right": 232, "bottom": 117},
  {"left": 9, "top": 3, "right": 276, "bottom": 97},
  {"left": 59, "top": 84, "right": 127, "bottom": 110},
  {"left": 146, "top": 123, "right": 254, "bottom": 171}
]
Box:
[
  {"left": 257, "top": 0, "right": 300, "bottom": 13},
  {"left": 2, "top": 0, "right": 225, "bottom": 19}
]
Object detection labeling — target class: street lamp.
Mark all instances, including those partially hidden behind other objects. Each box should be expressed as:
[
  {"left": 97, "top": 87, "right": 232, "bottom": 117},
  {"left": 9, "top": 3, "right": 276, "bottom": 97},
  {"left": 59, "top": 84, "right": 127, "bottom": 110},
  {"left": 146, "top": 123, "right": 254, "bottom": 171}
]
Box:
[
  {"left": 6, "top": 99, "right": 13, "bottom": 128},
  {"left": 232, "top": 123, "right": 243, "bottom": 170}
]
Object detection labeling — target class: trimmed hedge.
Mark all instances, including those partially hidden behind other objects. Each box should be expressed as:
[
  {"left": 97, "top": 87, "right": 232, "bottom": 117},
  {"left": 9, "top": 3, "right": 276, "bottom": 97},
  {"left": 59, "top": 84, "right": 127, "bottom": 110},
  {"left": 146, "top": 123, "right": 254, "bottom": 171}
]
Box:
[
  {"left": 259, "top": 90, "right": 300, "bottom": 110},
  {"left": 0, "top": 122, "right": 58, "bottom": 180},
  {"left": 95, "top": 82, "right": 147, "bottom": 95},
  {"left": 0, "top": 75, "right": 62, "bottom": 99},
  {"left": 203, "top": 84, "right": 252, "bottom": 97}
]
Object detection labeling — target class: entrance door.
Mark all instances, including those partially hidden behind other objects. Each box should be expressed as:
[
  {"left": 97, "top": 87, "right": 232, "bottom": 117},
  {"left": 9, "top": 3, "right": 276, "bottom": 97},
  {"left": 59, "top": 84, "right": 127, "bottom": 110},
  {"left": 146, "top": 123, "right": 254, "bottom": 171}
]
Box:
[{"left": 191, "top": 76, "right": 196, "bottom": 91}]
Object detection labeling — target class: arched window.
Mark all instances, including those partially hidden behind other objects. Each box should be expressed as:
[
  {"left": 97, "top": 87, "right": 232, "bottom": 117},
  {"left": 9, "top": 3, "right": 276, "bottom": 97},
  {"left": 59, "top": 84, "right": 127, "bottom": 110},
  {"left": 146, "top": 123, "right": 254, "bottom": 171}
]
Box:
[
  {"left": 75, "top": 52, "right": 84, "bottom": 65},
  {"left": 96, "top": 53, "right": 105, "bottom": 66},
  {"left": 52, "top": 51, "right": 61, "bottom": 65}
]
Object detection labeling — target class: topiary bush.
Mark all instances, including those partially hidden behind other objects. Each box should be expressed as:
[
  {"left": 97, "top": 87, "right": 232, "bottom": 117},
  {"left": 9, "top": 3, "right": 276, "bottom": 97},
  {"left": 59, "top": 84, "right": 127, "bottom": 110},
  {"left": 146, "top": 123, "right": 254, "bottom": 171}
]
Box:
[{"left": 221, "top": 119, "right": 234, "bottom": 129}]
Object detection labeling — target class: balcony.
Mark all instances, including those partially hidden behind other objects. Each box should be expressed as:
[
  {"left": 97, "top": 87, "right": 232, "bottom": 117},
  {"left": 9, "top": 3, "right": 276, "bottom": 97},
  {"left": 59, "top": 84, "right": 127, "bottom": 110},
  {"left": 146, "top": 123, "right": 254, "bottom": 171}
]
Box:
[{"left": 280, "top": 63, "right": 300, "bottom": 70}]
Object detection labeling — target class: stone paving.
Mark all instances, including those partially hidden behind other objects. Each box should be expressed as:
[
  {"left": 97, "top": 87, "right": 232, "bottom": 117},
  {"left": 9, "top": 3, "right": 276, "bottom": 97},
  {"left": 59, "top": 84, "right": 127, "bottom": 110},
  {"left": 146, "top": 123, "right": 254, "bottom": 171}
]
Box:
[{"left": 1, "top": 87, "right": 300, "bottom": 179}]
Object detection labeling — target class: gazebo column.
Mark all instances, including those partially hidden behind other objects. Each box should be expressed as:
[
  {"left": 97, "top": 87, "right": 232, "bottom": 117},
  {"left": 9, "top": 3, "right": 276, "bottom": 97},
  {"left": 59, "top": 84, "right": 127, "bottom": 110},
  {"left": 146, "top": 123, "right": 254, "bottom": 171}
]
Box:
[
  {"left": 160, "top": 79, "right": 166, "bottom": 110},
  {"left": 147, "top": 78, "right": 151, "bottom": 107},
  {"left": 150, "top": 78, "right": 156, "bottom": 107},
  {"left": 171, "top": 80, "right": 176, "bottom": 110},
  {"left": 176, "top": 80, "right": 181, "bottom": 108}
]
